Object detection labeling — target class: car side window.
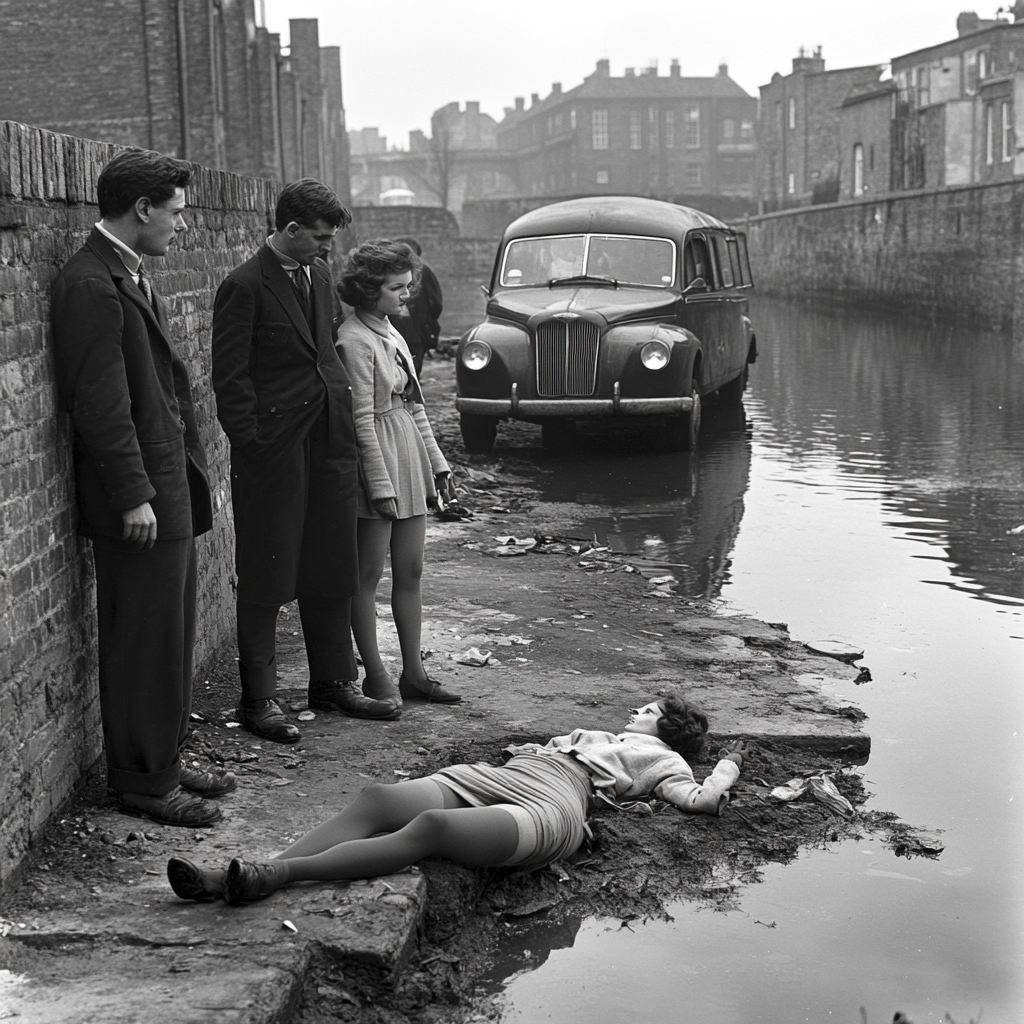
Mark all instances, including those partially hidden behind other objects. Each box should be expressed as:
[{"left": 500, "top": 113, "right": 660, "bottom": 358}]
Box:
[
  {"left": 736, "top": 234, "right": 754, "bottom": 288},
  {"left": 714, "top": 233, "right": 735, "bottom": 288},
  {"left": 684, "top": 234, "right": 715, "bottom": 289}
]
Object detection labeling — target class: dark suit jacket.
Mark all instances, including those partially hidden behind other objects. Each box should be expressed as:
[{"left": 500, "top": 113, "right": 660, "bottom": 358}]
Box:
[
  {"left": 211, "top": 244, "right": 359, "bottom": 603},
  {"left": 51, "top": 228, "right": 213, "bottom": 540},
  {"left": 392, "top": 261, "right": 443, "bottom": 357}
]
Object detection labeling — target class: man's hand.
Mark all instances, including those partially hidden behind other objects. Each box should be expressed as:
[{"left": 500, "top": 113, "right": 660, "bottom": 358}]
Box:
[
  {"left": 372, "top": 497, "right": 399, "bottom": 520},
  {"left": 122, "top": 502, "right": 157, "bottom": 549}
]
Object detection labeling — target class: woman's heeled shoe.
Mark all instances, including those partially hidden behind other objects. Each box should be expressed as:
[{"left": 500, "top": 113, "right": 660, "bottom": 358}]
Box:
[
  {"left": 398, "top": 674, "right": 462, "bottom": 704},
  {"left": 167, "top": 856, "right": 225, "bottom": 901},
  {"left": 361, "top": 673, "right": 402, "bottom": 708},
  {"left": 224, "top": 857, "right": 286, "bottom": 906}
]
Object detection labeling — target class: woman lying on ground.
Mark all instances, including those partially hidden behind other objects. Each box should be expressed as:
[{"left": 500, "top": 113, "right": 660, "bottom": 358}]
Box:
[{"left": 166, "top": 690, "right": 747, "bottom": 905}]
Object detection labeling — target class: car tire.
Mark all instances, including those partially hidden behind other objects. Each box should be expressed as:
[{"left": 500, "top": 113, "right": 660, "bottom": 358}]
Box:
[
  {"left": 460, "top": 413, "right": 497, "bottom": 454},
  {"left": 718, "top": 362, "right": 749, "bottom": 406},
  {"left": 541, "top": 418, "right": 573, "bottom": 449},
  {"left": 666, "top": 382, "right": 701, "bottom": 451}
]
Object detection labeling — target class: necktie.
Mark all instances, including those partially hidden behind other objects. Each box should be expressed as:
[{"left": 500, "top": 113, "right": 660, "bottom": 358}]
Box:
[
  {"left": 137, "top": 263, "right": 153, "bottom": 305},
  {"left": 291, "top": 266, "right": 310, "bottom": 313}
]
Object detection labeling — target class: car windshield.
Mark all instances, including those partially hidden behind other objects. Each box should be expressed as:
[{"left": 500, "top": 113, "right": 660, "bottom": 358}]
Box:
[{"left": 499, "top": 233, "right": 676, "bottom": 288}]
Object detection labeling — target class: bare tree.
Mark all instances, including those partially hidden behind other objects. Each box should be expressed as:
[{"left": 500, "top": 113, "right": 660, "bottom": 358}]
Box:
[{"left": 417, "top": 116, "right": 462, "bottom": 210}]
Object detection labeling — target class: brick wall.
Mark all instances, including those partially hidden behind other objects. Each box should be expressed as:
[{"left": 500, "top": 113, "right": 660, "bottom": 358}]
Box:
[
  {"left": 745, "top": 178, "right": 1024, "bottom": 331},
  {"left": 0, "top": 120, "right": 281, "bottom": 890}
]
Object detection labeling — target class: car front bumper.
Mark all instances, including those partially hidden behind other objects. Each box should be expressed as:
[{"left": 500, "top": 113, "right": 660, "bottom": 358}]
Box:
[{"left": 456, "top": 383, "right": 695, "bottom": 419}]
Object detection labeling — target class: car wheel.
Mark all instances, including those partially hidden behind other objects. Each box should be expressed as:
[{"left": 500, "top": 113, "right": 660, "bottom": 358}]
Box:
[
  {"left": 460, "top": 413, "right": 497, "bottom": 454},
  {"left": 718, "top": 363, "right": 749, "bottom": 406},
  {"left": 666, "top": 382, "right": 701, "bottom": 451},
  {"left": 541, "top": 418, "right": 573, "bottom": 449}
]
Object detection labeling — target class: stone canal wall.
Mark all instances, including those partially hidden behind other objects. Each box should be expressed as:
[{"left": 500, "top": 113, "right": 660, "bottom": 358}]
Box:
[
  {"left": 744, "top": 180, "right": 1024, "bottom": 332},
  {"left": 0, "top": 121, "right": 284, "bottom": 888}
]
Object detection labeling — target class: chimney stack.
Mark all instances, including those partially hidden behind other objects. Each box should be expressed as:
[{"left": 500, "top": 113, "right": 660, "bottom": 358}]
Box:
[
  {"left": 552, "top": 82, "right": 562, "bottom": 94},
  {"left": 670, "top": 58, "right": 681, "bottom": 77},
  {"left": 515, "top": 96, "right": 524, "bottom": 112},
  {"left": 594, "top": 58, "right": 610, "bottom": 77},
  {"left": 718, "top": 63, "right": 729, "bottom": 77},
  {"left": 531, "top": 92, "right": 540, "bottom": 106}
]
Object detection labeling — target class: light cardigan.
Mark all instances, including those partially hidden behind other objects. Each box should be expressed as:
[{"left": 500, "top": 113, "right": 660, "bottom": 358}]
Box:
[
  {"left": 336, "top": 311, "right": 449, "bottom": 503},
  {"left": 505, "top": 729, "right": 740, "bottom": 815}
]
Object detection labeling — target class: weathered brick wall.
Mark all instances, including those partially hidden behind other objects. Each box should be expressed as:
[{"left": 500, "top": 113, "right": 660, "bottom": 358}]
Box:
[
  {"left": 745, "top": 179, "right": 1024, "bottom": 331},
  {"left": 0, "top": 120, "right": 282, "bottom": 890}
]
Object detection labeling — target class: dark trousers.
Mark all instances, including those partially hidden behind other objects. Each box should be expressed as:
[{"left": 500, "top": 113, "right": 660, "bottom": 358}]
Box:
[
  {"left": 92, "top": 536, "right": 196, "bottom": 796},
  {"left": 237, "top": 596, "right": 357, "bottom": 700}
]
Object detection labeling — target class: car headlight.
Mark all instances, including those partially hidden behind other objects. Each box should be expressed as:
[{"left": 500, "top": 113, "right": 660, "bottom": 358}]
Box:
[
  {"left": 640, "top": 340, "right": 671, "bottom": 370},
  {"left": 461, "top": 340, "right": 492, "bottom": 371}
]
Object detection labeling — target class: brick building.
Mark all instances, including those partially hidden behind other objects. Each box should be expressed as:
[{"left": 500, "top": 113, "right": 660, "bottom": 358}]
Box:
[
  {"left": 889, "top": 5, "right": 1024, "bottom": 189},
  {"left": 838, "top": 83, "right": 897, "bottom": 199},
  {"left": 0, "top": 1, "right": 349, "bottom": 199},
  {"left": 495, "top": 58, "right": 757, "bottom": 205},
  {"left": 758, "top": 48, "right": 882, "bottom": 210}
]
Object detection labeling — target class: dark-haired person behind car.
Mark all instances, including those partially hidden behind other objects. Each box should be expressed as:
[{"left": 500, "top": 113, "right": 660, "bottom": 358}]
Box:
[
  {"left": 390, "top": 237, "right": 443, "bottom": 374},
  {"left": 212, "top": 180, "right": 400, "bottom": 745},
  {"left": 51, "top": 150, "right": 232, "bottom": 827}
]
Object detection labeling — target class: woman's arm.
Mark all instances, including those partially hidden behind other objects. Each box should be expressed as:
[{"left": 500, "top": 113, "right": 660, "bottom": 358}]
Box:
[{"left": 653, "top": 756, "right": 742, "bottom": 815}]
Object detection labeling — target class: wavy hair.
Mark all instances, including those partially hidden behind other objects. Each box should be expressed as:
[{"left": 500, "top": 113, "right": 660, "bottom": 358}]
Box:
[
  {"left": 337, "top": 238, "right": 422, "bottom": 309},
  {"left": 655, "top": 689, "right": 709, "bottom": 760}
]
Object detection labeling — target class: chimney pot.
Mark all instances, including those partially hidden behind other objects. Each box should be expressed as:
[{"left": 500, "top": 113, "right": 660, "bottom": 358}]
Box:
[
  {"left": 515, "top": 96, "right": 524, "bottom": 111},
  {"left": 531, "top": 93, "right": 540, "bottom": 106},
  {"left": 625, "top": 67, "right": 635, "bottom": 77},
  {"left": 595, "top": 58, "right": 610, "bottom": 77},
  {"left": 552, "top": 82, "right": 561, "bottom": 94},
  {"left": 670, "top": 58, "right": 681, "bottom": 77},
  {"left": 718, "top": 63, "right": 728, "bottom": 77}
]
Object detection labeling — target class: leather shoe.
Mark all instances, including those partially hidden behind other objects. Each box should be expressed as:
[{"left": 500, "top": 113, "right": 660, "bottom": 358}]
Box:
[
  {"left": 237, "top": 698, "right": 301, "bottom": 744},
  {"left": 308, "top": 680, "right": 401, "bottom": 720},
  {"left": 225, "top": 857, "right": 287, "bottom": 906},
  {"left": 167, "top": 856, "right": 224, "bottom": 901},
  {"left": 119, "top": 786, "right": 222, "bottom": 827},
  {"left": 179, "top": 766, "right": 238, "bottom": 796},
  {"left": 398, "top": 674, "right": 462, "bottom": 704}
]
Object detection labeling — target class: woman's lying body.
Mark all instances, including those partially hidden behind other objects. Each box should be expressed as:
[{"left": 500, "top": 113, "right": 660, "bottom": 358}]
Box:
[{"left": 167, "top": 691, "right": 746, "bottom": 905}]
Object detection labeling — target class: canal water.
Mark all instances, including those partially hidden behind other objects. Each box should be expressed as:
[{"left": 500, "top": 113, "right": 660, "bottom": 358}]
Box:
[{"left": 479, "top": 297, "right": 1024, "bottom": 1024}]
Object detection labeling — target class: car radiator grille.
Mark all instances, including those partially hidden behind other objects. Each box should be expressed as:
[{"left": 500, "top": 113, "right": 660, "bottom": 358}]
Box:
[{"left": 535, "top": 319, "right": 600, "bottom": 397}]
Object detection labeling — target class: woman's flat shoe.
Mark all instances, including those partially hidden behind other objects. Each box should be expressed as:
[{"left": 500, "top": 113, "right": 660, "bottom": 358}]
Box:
[
  {"left": 225, "top": 857, "right": 285, "bottom": 906},
  {"left": 167, "top": 856, "right": 224, "bottom": 901},
  {"left": 398, "top": 674, "right": 462, "bottom": 704}
]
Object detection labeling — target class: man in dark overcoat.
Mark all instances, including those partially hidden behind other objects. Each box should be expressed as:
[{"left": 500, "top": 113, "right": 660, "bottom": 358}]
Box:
[
  {"left": 212, "top": 179, "right": 398, "bottom": 744},
  {"left": 51, "top": 150, "right": 233, "bottom": 827},
  {"left": 392, "top": 236, "right": 443, "bottom": 374}
]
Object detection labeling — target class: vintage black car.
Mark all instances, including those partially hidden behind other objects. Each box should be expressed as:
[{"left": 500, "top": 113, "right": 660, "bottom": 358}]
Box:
[{"left": 455, "top": 196, "right": 756, "bottom": 452}]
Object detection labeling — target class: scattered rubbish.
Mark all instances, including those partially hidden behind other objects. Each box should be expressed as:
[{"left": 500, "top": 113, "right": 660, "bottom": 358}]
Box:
[
  {"left": 1007, "top": 524, "right": 1024, "bottom": 535},
  {"left": 805, "top": 640, "right": 865, "bottom": 662},
  {"left": 296, "top": 710, "right": 316, "bottom": 722},
  {"left": 649, "top": 575, "right": 676, "bottom": 585},
  {"left": 457, "top": 647, "right": 492, "bottom": 666},
  {"left": 494, "top": 546, "right": 529, "bottom": 556},
  {"left": 288, "top": 701, "right": 309, "bottom": 712},
  {"left": 888, "top": 829, "right": 945, "bottom": 859},
  {"left": 225, "top": 722, "right": 241, "bottom": 729},
  {"left": 282, "top": 920, "right": 298, "bottom": 933},
  {"left": 272, "top": 779, "right": 292, "bottom": 787},
  {"left": 768, "top": 774, "right": 856, "bottom": 818},
  {"left": 394, "top": 769, "right": 411, "bottom": 778},
  {"left": 638, "top": 629, "right": 665, "bottom": 638},
  {"left": 189, "top": 712, "right": 205, "bottom": 722}
]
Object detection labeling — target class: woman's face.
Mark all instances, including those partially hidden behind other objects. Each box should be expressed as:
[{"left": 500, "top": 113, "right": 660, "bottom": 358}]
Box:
[
  {"left": 623, "top": 700, "right": 664, "bottom": 737},
  {"left": 374, "top": 270, "right": 413, "bottom": 318}
]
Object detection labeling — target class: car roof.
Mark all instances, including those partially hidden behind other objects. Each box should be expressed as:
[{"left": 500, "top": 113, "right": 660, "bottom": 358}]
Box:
[{"left": 503, "top": 196, "right": 729, "bottom": 241}]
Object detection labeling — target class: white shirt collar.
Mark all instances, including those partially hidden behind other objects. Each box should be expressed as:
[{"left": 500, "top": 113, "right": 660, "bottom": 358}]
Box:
[
  {"left": 266, "top": 236, "right": 309, "bottom": 279},
  {"left": 95, "top": 221, "right": 142, "bottom": 277}
]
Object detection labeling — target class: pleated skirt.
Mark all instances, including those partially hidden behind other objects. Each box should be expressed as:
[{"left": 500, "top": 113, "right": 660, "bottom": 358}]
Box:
[
  {"left": 430, "top": 753, "right": 593, "bottom": 869},
  {"left": 358, "top": 396, "right": 436, "bottom": 520}
]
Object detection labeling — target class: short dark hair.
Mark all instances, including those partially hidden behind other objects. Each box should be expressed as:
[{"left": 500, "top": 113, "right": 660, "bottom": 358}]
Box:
[
  {"left": 337, "top": 239, "right": 422, "bottom": 309},
  {"left": 656, "top": 690, "right": 709, "bottom": 760},
  {"left": 275, "top": 178, "right": 351, "bottom": 230},
  {"left": 97, "top": 150, "right": 192, "bottom": 219},
  {"left": 394, "top": 236, "right": 422, "bottom": 256}
]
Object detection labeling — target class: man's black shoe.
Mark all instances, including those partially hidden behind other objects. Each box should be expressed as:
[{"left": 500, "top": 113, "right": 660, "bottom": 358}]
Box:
[
  {"left": 119, "top": 786, "right": 222, "bottom": 827},
  {"left": 179, "top": 766, "right": 238, "bottom": 796},
  {"left": 237, "top": 698, "right": 301, "bottom": 744},
  {"left": 308, "top": 680, "right": 401, "bottom": 720}
]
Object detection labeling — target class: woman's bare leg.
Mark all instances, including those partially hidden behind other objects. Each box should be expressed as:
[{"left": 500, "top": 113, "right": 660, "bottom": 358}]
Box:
[
  {"left": 275, "top": 805, "right": 519, "bottom": 884},
  {"left": 389, "top": 515, "right": 427, "bottom": 684},
  {"left": 275, "top": 779, "right": 458, "bottom": 860},
  {"left": 351, "top": 517, "right": 396, "bottom": 698}
]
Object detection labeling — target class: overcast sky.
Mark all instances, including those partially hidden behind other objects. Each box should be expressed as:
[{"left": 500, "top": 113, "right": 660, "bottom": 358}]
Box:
[{"left": 263, "top": 0, "right": 996, "bottom": 148}]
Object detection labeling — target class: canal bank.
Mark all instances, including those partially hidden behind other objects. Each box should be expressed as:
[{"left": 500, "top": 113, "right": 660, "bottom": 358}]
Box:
[{"left": 0, "top": 353, "right": 934, "bottom": 1024}]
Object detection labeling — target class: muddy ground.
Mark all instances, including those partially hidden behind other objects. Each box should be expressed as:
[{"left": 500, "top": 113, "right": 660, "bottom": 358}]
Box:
[{"left": 0, "top": 349, "right": 939, "bottom": 1024}]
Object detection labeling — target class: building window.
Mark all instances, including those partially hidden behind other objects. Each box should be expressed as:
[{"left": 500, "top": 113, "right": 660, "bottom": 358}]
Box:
[
  {"left": 985, "top": 103, "right": 995, "bottom": 165},
  {"left": 869, "top": 144, "right": 875, "bottom": 170},
  {"left": 914, "top": 64, "right": 930, "bottom": 107},
  {"left": 547, "top": 116, "right": 554, "bottom": 136},
  {"left": 648, "top": 106, "right": 658, "bottom": 150},
  {"left": 592, "top": 109, "right": 609, "bottom": 149},
  {"left": 853, "top": 143, "right": 865, "bottom": 196},
  {"left": 596, "top": 169, "right": 609, "bottom": 184},
  {"left": 570, "top": 107, "right": 577, "bottom": 130},
  {"left": 1003, "top": 101, "right": 1013, "bottom": 162},
  {"left": 965, "top": 51, "right": 978, "bottom": 95},
  {"left": 630, "top": 110, "right": 642, "bottom": 149},
  {"left": 788, "top": 97, "right": 796, "bottom": 129},
  {"left": 685, "top": 165, "right": 702, "bottom": 188},
  {"left": 776, "top": 100, "right": 783, "bottom": 130},
  {"left": 684, "top": 105, "right": 700, "bottom": 148},
  {"left": 787, "top": 171, "right": 795, "bottom": 195},
  {"left": 740, "top": 119, "right": 753, "bottom": 139},
  {"left": 723, "top": 119, "right": 735, "bottom": 140},
  {"left": 665, "top": 110, "right": 675, "bottom": 148},
  {"left": 979, "top": 49, "right": 988, "bottom": 81}
]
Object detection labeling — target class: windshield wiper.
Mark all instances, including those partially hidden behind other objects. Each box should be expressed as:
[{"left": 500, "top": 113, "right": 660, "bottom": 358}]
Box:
[{"left": 547, "top": 274, "right": 619, "bottom": 288}]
